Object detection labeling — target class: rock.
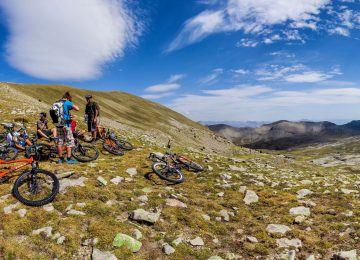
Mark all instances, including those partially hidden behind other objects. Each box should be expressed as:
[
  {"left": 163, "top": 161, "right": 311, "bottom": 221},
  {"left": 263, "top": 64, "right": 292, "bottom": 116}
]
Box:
[
  {"left": 67, "top": 209, "right": 86, "bottom": 216},
  {"left": 129, "top": 209, "right": 161, "bottom": 224},
  {"left": 163, "top": 243, "right": 175, "bottom": 255},
  {"left": 112, "top": 233, "right": 142, "bottom": 253},
  {"left": 57, "top": 236, "right": 66, "bottom": 244},
  {"left": 333, "top": 249, "right": 357, "bottom": 260},
  {"left": 133, "top": 229, "right": 142, "bottom": 240},
  {"left": 306, "top": 255, "right": 315, "bottom": 260},
  {"left": 17, "top": 209, "right": 27, "bottom": 218},
  {"left": 276, "top": 238, "right": 302, "bottom": 248},
  {"left": 137, "top": 195, "right": 148, "bottom": 203},
  {"left": 55, "top": 170, "right": 74, "bottom": 179},
  {"left": 43, "top": 204, "right": 55, "bottom": 212},
  {"left": 344, "top": 210, "right": 353, "bottom": 217},
  {"left": 32, "top": 226, "right": 53, "bottom": 238},
  {"left": 82, "top": 238, "right": 98, "bottom": 246},
  {"left": 92, "top": 248, "right": 117, "bottom": 260},
  {"left": 76, "top": 202, "right": 86, "bottom": 208},
  {"left": 243, "top": 190, "right": 259, "bottom": 205},
  {"left": 238, "top": 186, "right": 247, "bottom": 194},
  {"left": 97, "top": 176, "right": 107, "bottom": 186},
  {"left": 189, "top": 237, "right": 204, "bottom": 246},
  {"left": 266, "top": 224, "right": 291, "bottom": 235},
  {"left": 171, "top": 237, "right": 183, "bottom": 247},
  {"left": 3, "top": 202, "right": 19, "bottom": 214},
  {"left": 166, "top": 198, "right": 187, "bottom": 208},
  {"left": 219, "top": 172, "right": 232, "bottom": 180},
  {"left": 279, "top": 250, "right": 296, "bottom": 260},
  {"left": 297, "top": 189, "right": 313, "bottom": 199},
  {"left": 229, "top": 165, "right": 246, "bottom": 172},
  {"left": 110, "top": 176, "right": 124, "bottom": 185},
  {"left": 219, "top": 209, "right": 230, "bottom": 221},
  {"left": 247, "top": 236, "right": 258, "bottom": 243},
  {"left": 59, "top": 177, "right": 87, "bottom": 193},
  {"left": 208, "top": 165, "right": 214, "bottom": 171},
  {"left": 126, "top": 168, "right": 137, "bottom": 177},
  {"left": 202, "top": 214, "right": 211, "bottom": 221},
  {"left": 294, "top": 215, "right": 306, "bottom": 224},
  {"left": 341, "top": 189, "right": 359, "bottom": 194},
  {"left": 0, "top": 194, "right": 11, "bottom": 203},
  {"left": 217, "top": 192, "right": 224, "bottom": 197},
  {"left": 208, "top": 257, "right": 223, "bottom": 260},
  {"left": 88, "top": 163, "right": 98, "bottom": 168},
  {"left": 300, "top": 180, "right": 313, "bottom": 185},
  {"left": 289, "top": 206, "right": 311, "bottom": 216}
]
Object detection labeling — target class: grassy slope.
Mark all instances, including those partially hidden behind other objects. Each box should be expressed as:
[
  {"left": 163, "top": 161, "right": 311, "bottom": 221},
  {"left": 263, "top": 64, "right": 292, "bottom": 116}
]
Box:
[{"left": 0, "top": 83, "right": 359, "bottom": 259}]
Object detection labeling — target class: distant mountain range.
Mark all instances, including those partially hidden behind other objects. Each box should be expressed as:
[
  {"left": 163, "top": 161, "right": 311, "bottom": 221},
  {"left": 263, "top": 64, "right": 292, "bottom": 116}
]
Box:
[
  {"left": 200, "top": 121, "right": 269, "bottom": 128},
  {"left": 208, "top": 120, "right": 360, "bottom": 150}
]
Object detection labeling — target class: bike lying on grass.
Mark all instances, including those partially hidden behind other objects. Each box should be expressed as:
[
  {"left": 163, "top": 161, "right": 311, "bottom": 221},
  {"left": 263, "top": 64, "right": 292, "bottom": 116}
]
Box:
[
  {"left": 0, "top": 157, "right": 59, "bottom": 206},
  {"left": 102, "top": 128, "right": 134, "bottom": 155},
  {"left": 25, "top": 132, "right": 99, "bottom": 162},
  {"left": 0, "top": 144, "right": 18, "bottom": 161},
  {"left": 149, "top": 140, "right": 204, "bottom": 172}
]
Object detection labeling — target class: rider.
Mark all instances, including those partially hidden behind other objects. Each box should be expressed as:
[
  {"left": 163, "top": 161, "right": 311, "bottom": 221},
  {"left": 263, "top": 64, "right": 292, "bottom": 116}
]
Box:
[
  {"left": 37, "top": 112, "right": 56, "bottom": 139},
  {"left": 56, "top": 92, "right": 79, "bottom": 164},
  {"left": 5, "top": 124, "right": 32, "bottom": 151},
  {"left": 84, "top": 94, "right": 100, "bottom": 144}
]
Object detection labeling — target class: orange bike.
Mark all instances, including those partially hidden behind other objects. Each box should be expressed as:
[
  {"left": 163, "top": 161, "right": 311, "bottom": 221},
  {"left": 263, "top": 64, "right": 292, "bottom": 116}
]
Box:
[{"left": 0, "top": 157, "right": 59, "bottom": 206}]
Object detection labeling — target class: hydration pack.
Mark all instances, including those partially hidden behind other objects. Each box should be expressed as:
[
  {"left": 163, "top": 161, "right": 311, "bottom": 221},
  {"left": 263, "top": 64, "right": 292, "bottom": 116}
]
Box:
[{"left": 50, "top": 100, "right": 65, "bottom": 126}]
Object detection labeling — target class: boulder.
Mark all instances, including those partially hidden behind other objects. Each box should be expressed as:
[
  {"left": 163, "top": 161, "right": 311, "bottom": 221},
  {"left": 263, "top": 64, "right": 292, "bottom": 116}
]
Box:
[
  {"left": 129, "top": 209, "right": 161, "bottom": 224},
  {"left": 243, "top": 190, "right": 259, "bottom": 205},
  {"left": 113, "top": 233, "right": 142, "bottom": 253}
]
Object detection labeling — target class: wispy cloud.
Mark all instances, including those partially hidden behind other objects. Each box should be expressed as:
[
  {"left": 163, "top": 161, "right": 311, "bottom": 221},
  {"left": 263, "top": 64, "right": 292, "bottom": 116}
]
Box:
[
  {"left": 199, "top": 68, "right": 224, "bottom": 85},
  {"left": 145, "top": 83, "right": 181, "bottom": 93},
  {"left": 168, "top": 74, "right": 186, "bottom": 83},
  {"left": 167, "top": 0, "right": 360, "bottom": 51},
  {"left": 168, "top": 85, "right": 360, "bottom": 121},
  {"left": 0, "top": 0, "right": 142, "bottom": 80},
  {"left": 142, "top": 73, "right": 185, "bottom": 99}
]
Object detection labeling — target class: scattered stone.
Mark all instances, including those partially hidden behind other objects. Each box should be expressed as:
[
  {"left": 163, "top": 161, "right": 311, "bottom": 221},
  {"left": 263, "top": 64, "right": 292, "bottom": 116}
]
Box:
[
  {"left": 3, "top": 202, "right": 19, "bottom": 214},
  {"left": 341, "top": 189, "right": 359, "bottom": 194},
  {"left": 97, "top": 176, "right": 107, "bottom": 186},
  {"left": 163, "top": 243, "right": 175, "bottom": 255},
  {"left": 126, "top": 168, "right": 137, "bottom": 177},
  {"left": 133, "top": 229, "right": 142, "bottom": 240},
  {"left": 142, "top": 187, "right": 153, "bottom": 193},
  {"left": 76, "top": 202, "right": 86, "bottom": 208},
  {"left": 279, "top": 250, "right": 296, "bottom": 260},
  {"left": 208, "top": 256, "right": 223, "bottom": 260},
  {"left": 88, "top": 163, "right": 98, "bottom": 168},
  {"left": 229, "top": 165, "right": 246, "bottom": 172},
  {"left": 171, "top": 237, "right": 183, "bottom": 247},
  {"left": 57, "top": 236, "right": 66, "bottom": 244},
  {"left": 327, "top": 209, "right": 337, "bottom": 215},
  {"left": 217, "top": 192, "right": 224, "bottom": 197},
  {"left": 166, "top": 198, "right": 187, "bottom": 208},
  {"left": 219, "top": 172, "right": 232, "bottom": 180},
  {"left": 55, "top": 170, "right": 74, "bottom": 179},
  {"left": 307, "top": 255, "right": 315, "bottom": 260},
  {"left": 290, "top": 206, "right": 311, "bottom": 216},
  {"left": 333, "top": 249, "right": 357, "bottom": 260},
  {"left": 276, "top": 238, "right": 302, "bottom": 248},
  {"left": 17, "top": 209, "right": 27, "bottom": 218},
  {"left": 266, "top": 224, "right": 291, "bottom": 235},
  {"left": 208, "top": 165, "right": 213, "bottom": 171},
  {"left": 297, "top": 189, "right": 313, "bottom": 199},
  {"left": 238, "top": 186, "right": 247, "bottom": 194},
  {"left": 219, "top": 209, "right": 230, "bottom": 222},
  {"left": 344, "top": 210, "right": 354, "bottom": 217},
  {"left": 110, "top": 176, "right": 124, "bottom": 185},
  {"left": 300, "top": 180, "right": 313, "bottom": 185},
  {"left": 112, "top": 233, "right": 142, "bottom": 253},
  {"left": 43, "top": 204, "right": 55, "bottom": 212},
  {"left": 67, "top": 209, "right": 86, "bottom": 216},
  {"left": 243, "top": 190, "right": 259, "bottom": 205},
  {"left": 129, "top": 209, "right": 161, "bottom": 224},
  {"left": 189, "top": 237, "right": 204, "bottom": 246},
  {"left": 59, "top": 177, "right": 87, "bottom": 193},
  {"left": 32, "top": 226, "right": 53, "bottom": 238},
  {"left": 0, "top": 194, "right": 11, "bottom": 203},
  {"left": 202, "top": 214, "right": 211, "bottom": 221},
  {"left": 247, "top": 236, "right": 258, "bottom": 243},
  {"left": 92, "top": 248, "right": 117, "bottom": 260}
]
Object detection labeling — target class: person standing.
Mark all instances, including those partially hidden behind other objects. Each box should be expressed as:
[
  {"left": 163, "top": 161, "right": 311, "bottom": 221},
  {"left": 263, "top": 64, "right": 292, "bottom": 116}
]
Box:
[
  {"left": 55, "top": 92, "right": 79, "bottom": 164},
  {"left": 85, "top": 94, "right": 100, "bottom": 144}
]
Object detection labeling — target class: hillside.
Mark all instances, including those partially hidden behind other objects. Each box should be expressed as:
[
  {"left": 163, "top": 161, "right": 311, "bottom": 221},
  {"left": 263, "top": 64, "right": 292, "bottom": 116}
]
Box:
[
  {"left": 0, "top": 83, "right": 359, "bottom": 259},
  {"left": 209, "top": 120, "right": 360, "bottom": 150},
  {"left": 0, "top": 82, "right": 230, "bottom": 154}
]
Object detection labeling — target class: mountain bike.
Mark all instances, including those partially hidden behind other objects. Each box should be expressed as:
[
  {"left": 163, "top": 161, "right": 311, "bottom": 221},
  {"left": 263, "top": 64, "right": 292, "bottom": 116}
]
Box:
[
  {"left": 102, "top": 129, "right": 124, "bottom": 155},
  {"left": 0, "top": 131, "right": 6, "bottom": 143},
  {"left": 0, "top": 157, "right": 59, "bottom": 206},
  {"left": 149, "top": 140, "right": 204, "bottom": 172},
  {"left": 26, "top": 133, "right": 99, "bottom": 162},
  {"left": 149, "top": 141, "right": 185, "bottom": 184},
  {"left": 0, "top": 144, "right": 18, "bottom": 161}
]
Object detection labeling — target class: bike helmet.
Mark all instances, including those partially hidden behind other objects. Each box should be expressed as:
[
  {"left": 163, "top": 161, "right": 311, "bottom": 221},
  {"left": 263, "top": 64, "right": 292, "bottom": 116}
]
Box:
[{"left": 39, "top": 112, "right": 47, "bottom": 118}]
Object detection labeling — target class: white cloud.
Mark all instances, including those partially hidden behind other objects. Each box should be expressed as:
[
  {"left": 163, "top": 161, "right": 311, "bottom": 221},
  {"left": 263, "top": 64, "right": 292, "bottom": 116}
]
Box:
[
  {"left": 0, "top": 0, "right": 141, "bottom": 80},
  {"left": 328, "top": 27, "right": 350, "bottom": 36},
  {"left": 232, "top": 69, "right": 249, "bottom": 76},
  {"left": 168, "top": 74, "right": 186, "bottom": 83},
  {"left": 285, "top": 71, "right": 333, "bottom": 83},
  {"left": 167, "top": 0, "right": 331, "bottom": 51},
  {"left": 199, "top": 68, "right": 224, "bottom": 84},
  {"left": 142, "top": 92, "right": 175, "bottom": 100},
  {"left": 236, "top": 39, "right": 259, "bottom": 47},
  {"left": 145, "top": 83, "right": 181, "bottom": 93},
  {"left": 168, "top": 85, "right": 360, "bottom": 121}
]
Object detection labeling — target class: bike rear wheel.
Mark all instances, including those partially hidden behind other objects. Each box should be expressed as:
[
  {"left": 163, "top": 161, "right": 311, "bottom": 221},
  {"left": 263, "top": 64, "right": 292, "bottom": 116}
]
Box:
[
  {"left": 72, "top": 144, "right": 99, "bottom": 162},
  {"left": 0, "top": 147, "right": 18, "bottom": 161},
  {"left": 13, "top": 169, "right": 59, "bottom": 206},
  {"left": 152, "top": 162, "right": 184, "bottom": 184}
]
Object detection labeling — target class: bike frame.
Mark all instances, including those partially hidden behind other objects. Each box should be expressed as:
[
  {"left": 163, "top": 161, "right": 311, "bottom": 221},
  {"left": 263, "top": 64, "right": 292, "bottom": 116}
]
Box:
[{"left": 0, "top": 157, "right": 34, "bottom": 177}]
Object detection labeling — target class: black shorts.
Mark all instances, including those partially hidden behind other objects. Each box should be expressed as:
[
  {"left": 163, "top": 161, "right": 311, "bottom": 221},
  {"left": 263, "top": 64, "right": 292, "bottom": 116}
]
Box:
[
  {"left": 87, "top": 117, "right": 98, "bottom": 132},
  {"left": 38, "top": 129, "right": 52, "bottom": 138}
]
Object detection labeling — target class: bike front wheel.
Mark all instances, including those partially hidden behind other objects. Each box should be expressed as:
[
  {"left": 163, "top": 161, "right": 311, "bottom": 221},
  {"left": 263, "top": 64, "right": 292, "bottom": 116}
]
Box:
[
  {"left": 72, "top": 144, "right": 99, "bottom": 162},
  {"left": 152, "top": 162, "right": 184, "bottom": 184},
  {"left": 103, "top": 140, "right": 124, "bottom": 156},
  {"left": 13, "top": 169, "right": 59, "bottom": 206},
  {"left": 116, "top": 140, "right": 134, "bottom": 150},
  {"left": 0, "top": 147, "right": 18, "bottom": 161}
]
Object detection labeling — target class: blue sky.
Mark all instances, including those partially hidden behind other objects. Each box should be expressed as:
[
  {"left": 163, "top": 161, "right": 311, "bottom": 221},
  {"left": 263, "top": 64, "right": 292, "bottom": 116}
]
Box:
[{"left": 0, "top": 0, "right": 360, "bottom": 123}]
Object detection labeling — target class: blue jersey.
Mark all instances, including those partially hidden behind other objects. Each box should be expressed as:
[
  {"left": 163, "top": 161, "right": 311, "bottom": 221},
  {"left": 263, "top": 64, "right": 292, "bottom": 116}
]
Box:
[{"left": 63, "top": 100, "right": 73, "bottom": 126}]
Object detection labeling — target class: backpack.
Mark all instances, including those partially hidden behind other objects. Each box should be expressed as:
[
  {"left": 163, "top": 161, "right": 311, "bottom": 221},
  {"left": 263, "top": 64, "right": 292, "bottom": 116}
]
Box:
[{"left": 50, "top": 100, "right": 66, "bottom": 126}]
